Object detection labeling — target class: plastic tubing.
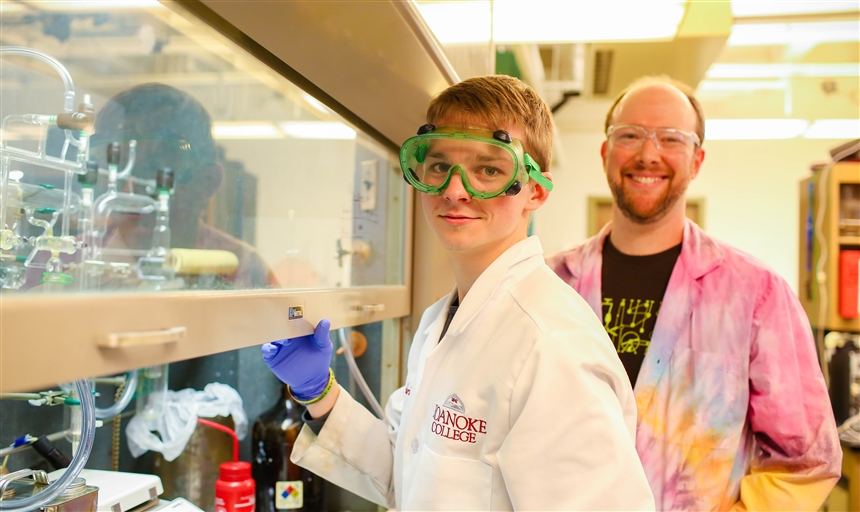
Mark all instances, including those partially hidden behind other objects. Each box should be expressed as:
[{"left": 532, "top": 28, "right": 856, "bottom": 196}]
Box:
[
  {"left": 0, "top": 47, "right": 75, "bottom": 114},
  {"left": 1, "top": 155, "right": 10, "bottom": 238},
  {"left": 337, "top": 328, "right": 391, "bottom": 427},
  {"left": 94, "top": 371, "right": 138, "bottom": 420},
  {"left": 0, "top": 379, "right": 95, "bottom": 512},
  {"left": 0, "top": 46, "right": 78, "bottom": 170},
  {"left": 197, "top": 418, "right": 238, "bottom": 462}
]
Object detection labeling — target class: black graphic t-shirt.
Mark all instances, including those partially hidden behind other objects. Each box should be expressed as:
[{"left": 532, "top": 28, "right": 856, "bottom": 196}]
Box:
[{"left": 601, "top": 236, "right": 681, "bottom": 387}]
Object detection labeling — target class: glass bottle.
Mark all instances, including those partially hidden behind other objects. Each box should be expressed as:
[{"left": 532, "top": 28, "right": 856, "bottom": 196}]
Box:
[{"left": 252, "top": 385, "right": 325, "bottom": 511}]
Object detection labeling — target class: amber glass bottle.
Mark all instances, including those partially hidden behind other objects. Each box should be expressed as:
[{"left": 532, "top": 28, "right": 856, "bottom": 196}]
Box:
[{"left": 251, "top": 385, "right": 325, "bottom": 511}]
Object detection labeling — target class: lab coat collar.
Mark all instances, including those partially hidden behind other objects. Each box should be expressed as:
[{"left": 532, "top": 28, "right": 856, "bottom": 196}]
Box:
[
  {"left": 561, "top": 218, "right": 724, "bottom": 288},
  {"left": 422, "top": 236, "right": 546, "bottom": 339}
]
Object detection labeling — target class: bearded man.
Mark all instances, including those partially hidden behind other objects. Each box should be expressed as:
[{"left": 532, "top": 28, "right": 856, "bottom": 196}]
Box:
[{"left": 547, "top": 76, "right": 841, "bottom": 511}]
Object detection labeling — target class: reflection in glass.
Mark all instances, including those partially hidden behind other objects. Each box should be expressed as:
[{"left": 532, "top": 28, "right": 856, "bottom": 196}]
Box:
[{"left": 0, "top": 1, "right": 405, "bottom": 293}]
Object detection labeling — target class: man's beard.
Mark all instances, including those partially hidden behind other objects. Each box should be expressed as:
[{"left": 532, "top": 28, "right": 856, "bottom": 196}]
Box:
[{"left": 608, "top": 170, "right": 686, "bottom": 225}]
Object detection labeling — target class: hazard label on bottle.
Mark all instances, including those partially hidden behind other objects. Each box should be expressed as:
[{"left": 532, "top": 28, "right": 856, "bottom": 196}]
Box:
[{"left": 275, "top": 480, "right": 303, "bottom": 510}]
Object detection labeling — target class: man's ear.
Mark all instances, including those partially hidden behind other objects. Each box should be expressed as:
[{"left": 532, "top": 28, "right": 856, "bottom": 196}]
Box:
[
  {"left": 600, "top": 141, "right": 608, "bottom": 168},
  {"left": 525, "top": 172, "right": 553, "bottom": 212},
  {"left": 691, "top": 147, "right": 705, "bottom": 180}
]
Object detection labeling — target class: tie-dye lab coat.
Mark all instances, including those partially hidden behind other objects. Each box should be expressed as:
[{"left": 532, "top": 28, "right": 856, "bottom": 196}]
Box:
[{"left": 547, "top": 220, "right": 841, "bottom": 511}]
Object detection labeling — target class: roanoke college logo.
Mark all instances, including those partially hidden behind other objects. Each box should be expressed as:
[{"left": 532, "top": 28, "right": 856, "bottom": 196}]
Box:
[{"left": 431, "top": 393, "right": 487, "bottom": 444}]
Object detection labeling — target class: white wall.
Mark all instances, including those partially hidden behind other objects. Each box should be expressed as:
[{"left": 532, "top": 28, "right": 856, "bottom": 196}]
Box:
[{"left": 535, "top": 132, "right": 841, "bottom": 292}]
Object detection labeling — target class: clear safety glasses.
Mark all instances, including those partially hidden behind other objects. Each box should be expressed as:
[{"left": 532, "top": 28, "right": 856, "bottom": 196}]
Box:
[
  {"left": 399, "top": 124, "right": 553, "bottom": 199},
  {"left": 606, "top": 124, "right": 700, "bottom": 154}
]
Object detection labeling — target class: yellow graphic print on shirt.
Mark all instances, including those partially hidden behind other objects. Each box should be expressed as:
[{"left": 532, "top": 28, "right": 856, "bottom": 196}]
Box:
[{"left": 602, "top": 298, "right": 661, "bottom": 355}]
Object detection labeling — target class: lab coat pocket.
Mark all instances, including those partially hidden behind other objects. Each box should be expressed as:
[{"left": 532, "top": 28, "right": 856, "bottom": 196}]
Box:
[{"left": 403, "top": 444, "right": 493, "bottom": 511}]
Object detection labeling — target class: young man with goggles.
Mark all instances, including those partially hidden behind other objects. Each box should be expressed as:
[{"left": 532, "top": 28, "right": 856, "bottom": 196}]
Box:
[{"left": 262, "top": 75, "right": 654, "bottom": 510}]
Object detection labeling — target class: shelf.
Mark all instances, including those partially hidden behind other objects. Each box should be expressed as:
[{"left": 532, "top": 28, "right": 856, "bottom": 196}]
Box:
[{"left": 840, "top": 236, "right": 860, "bottom": 246}]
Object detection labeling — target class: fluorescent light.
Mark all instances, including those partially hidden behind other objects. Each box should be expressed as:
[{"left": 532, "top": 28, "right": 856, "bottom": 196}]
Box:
[
  {"left": 705, "top": 119, "right": 809, "bottom": 140},
  {"left": 731, "top": 1, "right": 858, "bottom": 18},
  {"left": 29, "top": 0, "right": 162, "bottom": 9},
  {"left": 415, "top": 0, "right": 686, "bottom": 44},
  {"left": 213, "top": 123, "right": 282, "bottom": 139},
  {"left": 804, "top": 119, "right": 860, "bottom": 139},
  {"left": 279, "top": 122, "right": 356, "bottom": 140},
  {"left": 698, "top": 79, "right": 788, "bottom": 92},
  {"left": 707, "top": 63, "right": 860, "bottom": 78},
  {"left": 415, "top": 1, "right": 491, "bottom": 44},
  {"left": 493, "top": 1, "right": 686, "bottom": 43},
  {"left": 729, "top": 21, "right": 859, "bottom": 46}
]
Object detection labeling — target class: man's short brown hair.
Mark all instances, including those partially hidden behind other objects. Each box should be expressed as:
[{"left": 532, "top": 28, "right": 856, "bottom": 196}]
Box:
[
  {"left": 604, "top": 75, "right": 706, "bottom": 143},
  {"left": 426, "top": 75, "right": 554, "bottom": 174}
]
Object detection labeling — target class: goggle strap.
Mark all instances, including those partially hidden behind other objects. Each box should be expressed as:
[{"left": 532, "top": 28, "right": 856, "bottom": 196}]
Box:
[{"left": 524, "top": 153, "right": 554, "bottom": 191}]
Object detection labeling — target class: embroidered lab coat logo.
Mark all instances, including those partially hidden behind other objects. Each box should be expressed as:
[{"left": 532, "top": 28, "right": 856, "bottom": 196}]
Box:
[
  {"left": 431, "top": 394, "right": 487, "bottom": 444},
  {"left": 443, "top": 393, "right": 465, "bottom": 413}
]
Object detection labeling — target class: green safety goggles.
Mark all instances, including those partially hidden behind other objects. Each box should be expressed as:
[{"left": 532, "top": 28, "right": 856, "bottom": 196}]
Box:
[{"left": 399, "top": 124, "right": 553, "bottom": 199}]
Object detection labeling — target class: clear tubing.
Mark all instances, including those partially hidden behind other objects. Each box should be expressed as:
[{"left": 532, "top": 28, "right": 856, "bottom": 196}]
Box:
[
  {"left": 23, "top": 209, "right": 59, "bottom": 270},
  {"left": 78, "top": 188, "right": 94, "bottom": 289},
  {"left": 60, "top": 137, "right": 71, "bottom": 161},
  {"left": 116, "top": 140, "right": 137, "bottom": 181},
  {"left": 338, "top": 328, "right": 391, "bottom": 427},
  {"left": 95, "top": 371, "right": 138, "bottom": 420},
  {"left": 61, "top": 169, "right": 72, "bottom": 238},
  {"left": 0, "top": 379, "right": 95, "bottom": 512},
  {"left": 0, "top": 47, "right": 79, "bottom": 165},
  {"left": 26, "top": 209, "right": 56, "bottom": 238},
  {"left": 90, "top": 195, "right": 156, "bottom": 261},
  {"left": 1, "top": 154, "right": 10, "bottom": 237},
  {"left": 0, "top": 47, "right": 75, "bottom": 113},
  {"left": 136, "top": 365, "right": 168, "bottom": 420},
  {"left": 93, "top": 142, "right": 138, "bottom": 182},
  {"left": 1, "top": 115, "right": 51, "bottom": 159}
]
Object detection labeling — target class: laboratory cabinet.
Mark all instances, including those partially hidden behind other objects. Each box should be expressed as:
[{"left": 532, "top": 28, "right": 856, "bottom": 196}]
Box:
[
  {"left": 799, "top": 158, "right": 860, "bottom": 334},
  {"left": 0, "top": 1, "right": 456, "bottom": 510}
]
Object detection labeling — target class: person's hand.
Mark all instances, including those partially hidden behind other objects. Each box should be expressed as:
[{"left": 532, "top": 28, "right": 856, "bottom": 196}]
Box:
[{"left": 262, "top": 319, "right": 332, "bottom": 401}]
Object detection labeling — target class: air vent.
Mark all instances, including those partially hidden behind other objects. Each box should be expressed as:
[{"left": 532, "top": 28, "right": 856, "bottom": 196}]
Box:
[{"left": 592, "top": 50, "right": 613, "bottom": 95}]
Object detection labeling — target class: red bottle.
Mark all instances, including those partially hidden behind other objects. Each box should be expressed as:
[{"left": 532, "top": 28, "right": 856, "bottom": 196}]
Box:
[
  {"left": 197, "top": 418, "right": 256, "bottom": 512},
  {"left": 215, "top": 461, "right": 256, "bottom": 512}
]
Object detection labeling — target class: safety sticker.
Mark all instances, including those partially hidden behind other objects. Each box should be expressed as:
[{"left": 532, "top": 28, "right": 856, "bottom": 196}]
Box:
[{"left": 275, "top": 480, "right": 303, "bottom": 509}]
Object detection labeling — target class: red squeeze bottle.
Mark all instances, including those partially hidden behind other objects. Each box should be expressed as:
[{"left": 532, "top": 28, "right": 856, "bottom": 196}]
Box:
[
  {"left": 198, "top": 418, "right": 256, "bottom": 512},
  {"left": 216, "top": 461, "right": 256, "bottom": 512}
]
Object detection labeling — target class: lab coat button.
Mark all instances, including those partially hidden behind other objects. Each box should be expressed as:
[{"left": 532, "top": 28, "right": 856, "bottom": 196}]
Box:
[{"left": 411, "top": 439, "right": 419, "bottom": 453}]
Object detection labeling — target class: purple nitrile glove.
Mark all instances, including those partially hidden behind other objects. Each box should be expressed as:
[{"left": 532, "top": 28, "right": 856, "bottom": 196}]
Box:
[{"left": 262, "top": 319, "right": 333, "bottom": 401}]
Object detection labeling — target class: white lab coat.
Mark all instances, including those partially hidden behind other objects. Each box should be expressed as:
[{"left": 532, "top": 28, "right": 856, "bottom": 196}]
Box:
[{"left": 291, "top": 236, "right": 655, "bottom": 511}]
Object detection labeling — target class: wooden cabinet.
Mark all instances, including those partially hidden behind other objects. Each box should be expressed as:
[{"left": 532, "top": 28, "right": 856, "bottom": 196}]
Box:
[{"left": 798, "top": 160, "right": 860, "bottom": 333}]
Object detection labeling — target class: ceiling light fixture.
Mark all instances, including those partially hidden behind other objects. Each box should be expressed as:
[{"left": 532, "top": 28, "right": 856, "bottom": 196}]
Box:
[
  {"left": 705, "top": 119, "right": 810, "bottom": 140},
  {"left": 213, "top": 123, "right": 282, "bottom": 139},
  {"left": 731, "top": 0, "right": 858, "bottom": 18},
  {"left": 728, "top": 21, "right": 859, "bottom": 46},
  {"left": 414, "top": 1, "right": 491, "bottom": 44},
  {"left": 29, "top": 0, "right": 162, "bottom": 9},
  {"left": 415, "top": 0, "right": 686, "bottom": 44},
  {"left": 697, "top": 79, "right": 788, "bottom": 92},
  {"left": 707, "top": 63, "right": 859, "bottom": 79},
  {"left": 279, "top": 122, "right": 357, "bottom": 140},
  {"left": 804, "top": 119, "right": 860, "bottom": 139}
]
